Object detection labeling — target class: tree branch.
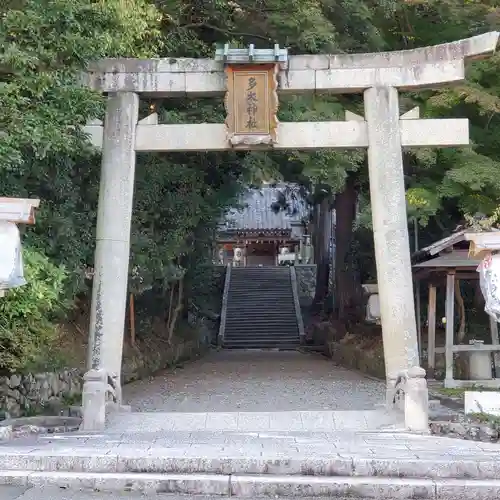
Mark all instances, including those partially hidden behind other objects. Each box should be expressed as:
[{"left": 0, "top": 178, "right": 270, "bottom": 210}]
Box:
[{"left": 179, "top": 23, "right": 272, "bottom": 42}]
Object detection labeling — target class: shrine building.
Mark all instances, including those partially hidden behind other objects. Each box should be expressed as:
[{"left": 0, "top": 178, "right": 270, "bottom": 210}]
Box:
[{"left": 216, "top": 185, "right": 310, "bottom": 266}]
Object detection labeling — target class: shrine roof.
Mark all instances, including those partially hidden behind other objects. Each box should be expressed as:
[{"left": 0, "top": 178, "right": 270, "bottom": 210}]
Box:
[
  {"left": 219, "top": 185, "right": 308, "bottom": 232},
  {"left": 412, "top": 230, "right": 500, "bottom": 277},
  {"left": 413, "top": 250, "right": 481, "bottom": 269}
]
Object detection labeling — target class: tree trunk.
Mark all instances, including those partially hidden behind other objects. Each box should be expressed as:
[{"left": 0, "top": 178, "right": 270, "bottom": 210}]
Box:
[
  {"left": 333, "top": 174, "right": 362, "bottom": 324},
  {"left": 312, "top": 203, "right": 320, "bottom": 266},
  {"left": 167, "top": 278, "right": 184, "bottom": 344},
  {"left": 312, "top": 197, "right": 332, "bottom": 312}
]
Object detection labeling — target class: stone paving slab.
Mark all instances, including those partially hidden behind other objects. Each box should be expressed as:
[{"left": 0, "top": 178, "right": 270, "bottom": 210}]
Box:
[
  {"left": 0, "top": 485, "right": 30, "bottom": 500},
  {"left": 1, "top": 491, "right": 263, "bottom": 500},
  {"left": 1, "top": 429, "right": 500, "bottom": 480},
  {"left": 105, "top": 410, "right": 404, "bottom": 433},
  {"left": 1, "top": 471, "right": 500, "bottom": 499},
  {"left": 0, "top": 489, "right": 432, "bottom": 500}
]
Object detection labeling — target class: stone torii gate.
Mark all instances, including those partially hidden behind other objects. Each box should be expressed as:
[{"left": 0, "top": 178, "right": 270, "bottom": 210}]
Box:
[{"left": 83, "top": 32, "right": 499, "bottom": 408}]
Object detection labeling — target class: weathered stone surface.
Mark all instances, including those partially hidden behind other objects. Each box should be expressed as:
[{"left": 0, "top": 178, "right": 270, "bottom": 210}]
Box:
[
  {"left": 430, "top": 418, "right": 500, "bottom": 443},
  {"left": 84, "top": 32, "right": 500, "bottom": 96},
  {"left": 0, "top": 369, "right": 82, "bottom": 420},
  {"left": 4, "top": 476, "right": 500, "bottom": 500},
  {"left": 0, "top": 336, "right": 208, "bottom": 420},
  {"left": 295, "top": 265, "right": 317, "bottom": 307}
]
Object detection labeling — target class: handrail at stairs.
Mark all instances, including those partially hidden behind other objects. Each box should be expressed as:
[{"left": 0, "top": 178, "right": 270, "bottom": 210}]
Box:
[
  {"left": 289, "top": 266, "right": 305, "bottom": 343},
  {"left": 390, "top": 366, "right": 429, "bottom": 433},
  {"left": 218, "top": 263, "right": 232, "bottom": 347}
]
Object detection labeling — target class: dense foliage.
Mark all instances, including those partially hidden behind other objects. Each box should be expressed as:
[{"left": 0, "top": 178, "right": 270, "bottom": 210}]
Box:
[
  {"left": 1, "top": 0, "right": 500, "bottom": 369},
  {"left": 0, "top": 248, "right": 67, "bottom": 373}
]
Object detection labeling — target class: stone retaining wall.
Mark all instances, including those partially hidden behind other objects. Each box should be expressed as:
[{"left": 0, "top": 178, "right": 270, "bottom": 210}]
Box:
[
  {"left": 0, "top": 335, "right": 208, "bottom": 419},
  {"left": 0, "top": 370, "right": 82, "bottom": 419},
  {"left": 295, "top": 264, "right": 335, "bottom": 307},
  {"left": 326, "top": 334, "right": 386, "bottom": 379},
  {"left": 295, "top": 265, "right": 317, "bottom": 307}
]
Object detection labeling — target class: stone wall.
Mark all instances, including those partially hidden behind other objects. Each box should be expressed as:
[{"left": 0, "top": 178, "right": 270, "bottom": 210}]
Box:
[
  {"left": 295, "top": 265, "right": 317, "bottom": 307},
  {"left": 0, "top": 335, "right": 209, "bottom": 419},
  {"left": 295, "top": 264, "right": 334, "bottom": 307},
  {"left": 0, "top": 370, "right": 82, "bottom": 419}
]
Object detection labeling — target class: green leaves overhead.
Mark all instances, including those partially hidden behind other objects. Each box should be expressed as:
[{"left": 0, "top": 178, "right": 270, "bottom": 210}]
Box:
[
  {"left": 2, "top": 0, "right": 500, "bottom": 299},
  {"left": 0, "top": 0, "right": 248, "bottom": 298},
  {"left": 0, "top": 0, "right": 161, "bottom": 172}
]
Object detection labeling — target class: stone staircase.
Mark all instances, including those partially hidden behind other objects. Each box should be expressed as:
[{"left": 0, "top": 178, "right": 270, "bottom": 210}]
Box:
[
  {"left": 1, "top": 415, "right": 500, "bottom": 499},
  {"left": 221, "top": 266, "right": 302, "bottom": 349}
]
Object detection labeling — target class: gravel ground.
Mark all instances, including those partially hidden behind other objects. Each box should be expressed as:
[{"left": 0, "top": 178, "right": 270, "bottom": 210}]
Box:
[{"left": 122, "top": 349, "right": 385, "bottom": 412}]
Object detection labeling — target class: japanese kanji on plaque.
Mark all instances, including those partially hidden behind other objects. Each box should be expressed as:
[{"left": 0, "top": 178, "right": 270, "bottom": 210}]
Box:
[{"left": 224, "top": 64, "right": 278, "bottom": 146}]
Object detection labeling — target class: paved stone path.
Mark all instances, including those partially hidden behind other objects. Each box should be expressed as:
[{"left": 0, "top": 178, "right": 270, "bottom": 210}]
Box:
[
  {"left": 2, "top": 351, "right": 500, "bottom": 497},
  {"left": 2, "top": 428, "right": 500, "bottom": 467},
  {"left": 106, "top": 409, "right": 403, "bottom": 433},
  {"left": 2, "top": 423, "right": 500, "bottom": 498},
  {"left": 1, "top": 489, "right": 361, "bottom": 499},
  {"left": 1, "top": 429, "right": 500, "bottom": 497},
  {"left": 122, "top": 350, "right": 385, "bottom": 412}
]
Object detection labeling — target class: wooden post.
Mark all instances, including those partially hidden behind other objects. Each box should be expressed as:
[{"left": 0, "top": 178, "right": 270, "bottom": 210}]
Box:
[
  {"left": 427, "top": 283, "right": 437, "bottom": 379},
  {"left": 129, "top": 293, "right": 136, "bottom": 347},
  {"left": 445, "top": 272, "right": 455, "bottom": 385},
  {"left": 489, "top": 316, "right": 500, "bottom": 376}
]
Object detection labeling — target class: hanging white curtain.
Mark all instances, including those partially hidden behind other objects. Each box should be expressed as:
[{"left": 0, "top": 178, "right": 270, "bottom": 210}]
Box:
[
  {"left": 0, "top": 221, "right": 26, "bottom": 289},
  {"left": 478, "top": 252, "right": 500, "bottom": 321}
]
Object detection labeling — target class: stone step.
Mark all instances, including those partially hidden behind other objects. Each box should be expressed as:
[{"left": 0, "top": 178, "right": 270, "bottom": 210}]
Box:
[
  {"left": 227, "top": 295, "right": 293, "bottom": 299},
  {"left": 225, "top": 304, "right": 295, "bottom": 309},
  {"left": 223, "top": 344, "right": 300, "bottom": 349},
  {"left": 1, "top": 471, "right": 499, "bottom": 498},
  {"left": 225, "top": 316, "right": 296, "bottom": 321},
  {"left": 228, "top": 294, "right": 292, "bottom": 296},
  {"left": 224, "top": 327, "right": 299, "bottom": 330},
  {"left": 224, "top": 327, "right": 298, "bottom": 331},
  {"left": 229, "top": 281, "right": 290, "bottom": 285},
  {"left": 224, "top": 320, "right": 298, "bottom": 326},
  {"left": 226, "top": 302, "right": 295, "bottom": 306},
  {"left": 223, "top": 339, "right": 300, "bottom": 346},
  {"left": 223, "top": 265, "right": 301, "bottom": 351},
  {"left": 224, "top": 332, "right": 300, "bottom": 338},
  {"left": 224, "top": 321, "right": 296, "bottom": 327},
  {"left": 227, "top": 299, "right": 294, "bottom": 303},
  {"left": 231, "top": 270, "right": 291, "bottom": 274},
  {"left": 229, "top": 280, "right": 291, "bottom": 284},
  {"left": 223, "top": 336, "right": 299, "bottom": 340},
  {"left": 227, "top": 305, "right": 293, "bottom": 308},
  {"left": 229, "top": 281, "right": 291, "bottom": 285},
  {"left": 229, "top": 292, "right": 291, "bottom": 295},
  {"left": 223, "top": 347, "right": 301, "bottom": 351},
  {"left": 223, "top": 344, "right": 300, "bottom": 350},
  {"left": 225, "top": 315, "right": 296, "bottom": 320}
]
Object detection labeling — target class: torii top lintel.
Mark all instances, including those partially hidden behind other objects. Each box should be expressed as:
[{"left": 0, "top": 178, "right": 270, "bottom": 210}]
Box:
[{"left": 85, "top": 32, "right": 499, "bottom": 96}]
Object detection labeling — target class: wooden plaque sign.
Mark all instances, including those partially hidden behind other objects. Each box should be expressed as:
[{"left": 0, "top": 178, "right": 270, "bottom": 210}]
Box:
[{"left": 224, "top": 64, "right": 278, "bottom": 147}]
